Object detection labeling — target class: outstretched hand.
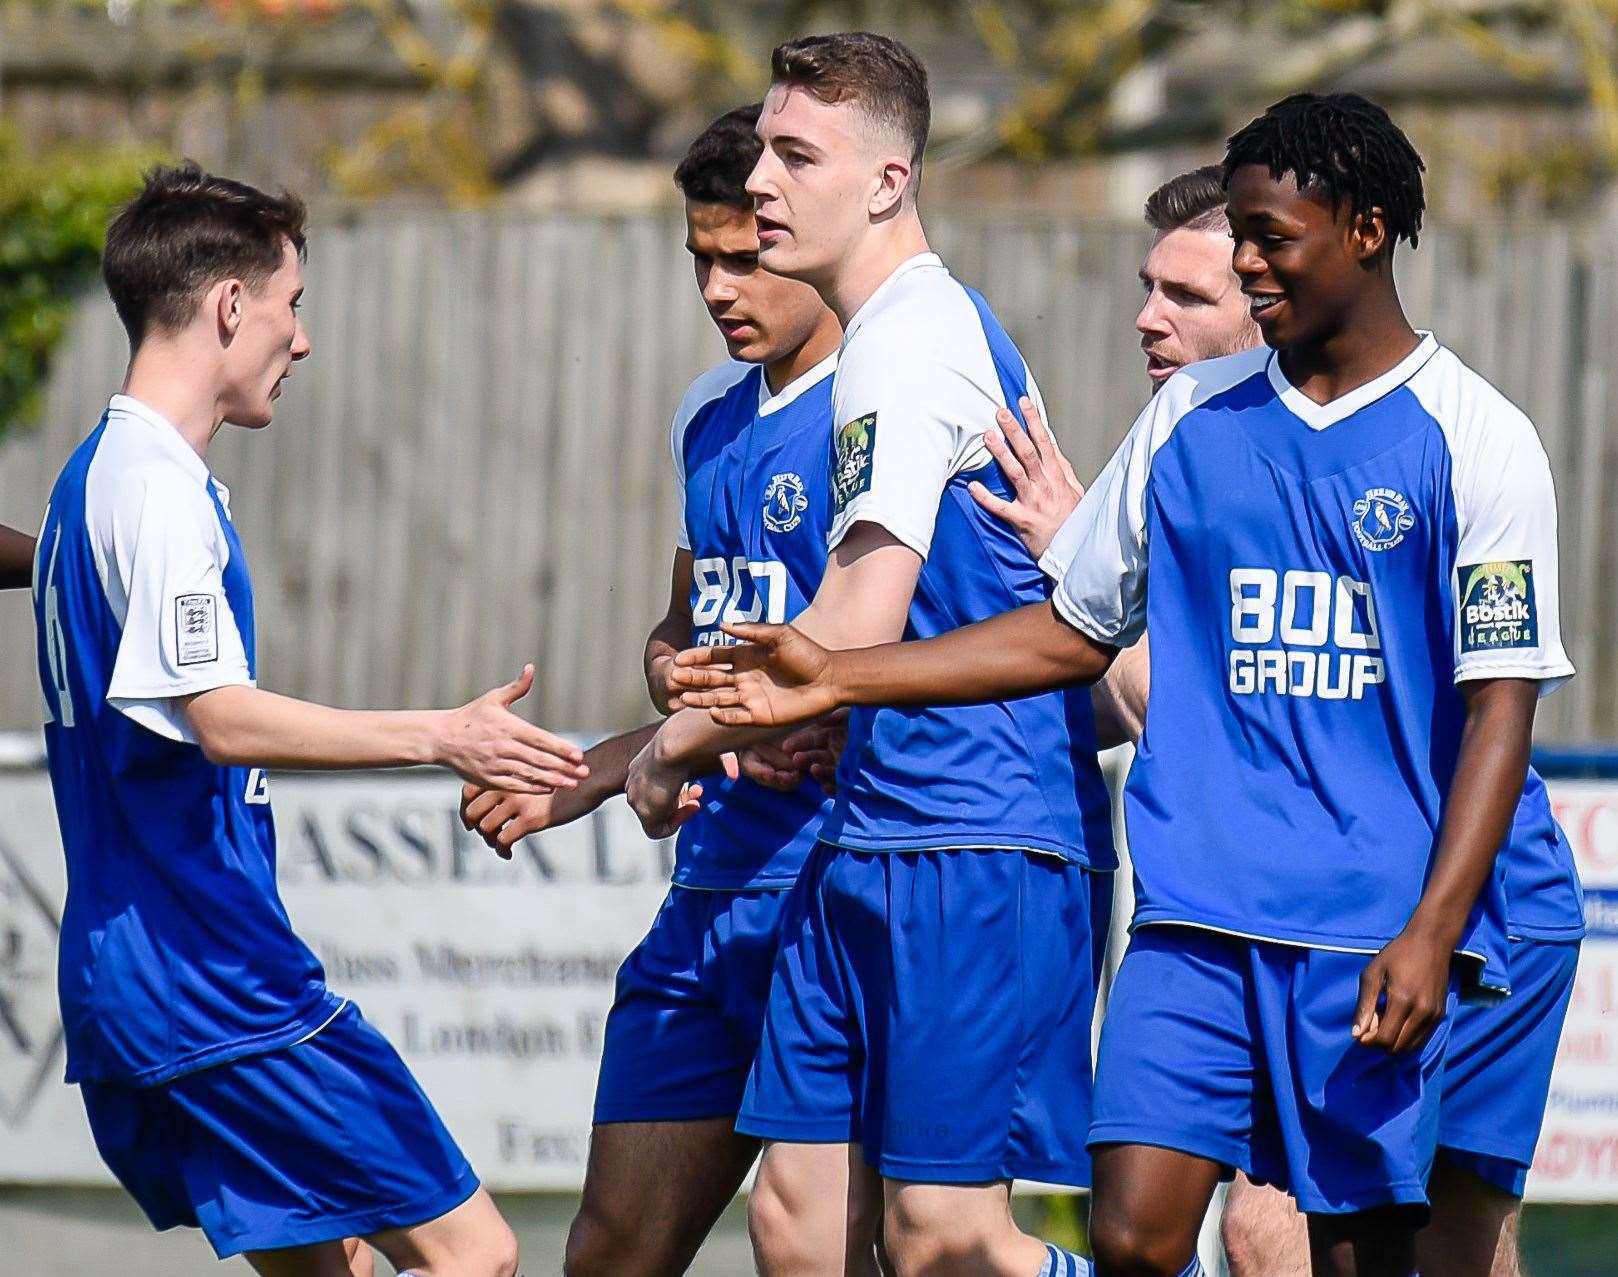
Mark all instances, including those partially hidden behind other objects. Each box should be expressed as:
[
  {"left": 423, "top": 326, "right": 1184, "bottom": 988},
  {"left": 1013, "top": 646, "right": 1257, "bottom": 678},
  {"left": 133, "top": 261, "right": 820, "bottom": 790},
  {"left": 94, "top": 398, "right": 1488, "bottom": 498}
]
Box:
[
  {"left": 460, "top": 779, "right": 606, "bottom": 858},
  {"left": 968, "top": 395, "right": 1084, "bottom": 560},
  {"left": 670, "top": 623, "right": 841, "bottom": 728},
  {"left": 439, "top": 665, "right": 589, "bottom": 793}
]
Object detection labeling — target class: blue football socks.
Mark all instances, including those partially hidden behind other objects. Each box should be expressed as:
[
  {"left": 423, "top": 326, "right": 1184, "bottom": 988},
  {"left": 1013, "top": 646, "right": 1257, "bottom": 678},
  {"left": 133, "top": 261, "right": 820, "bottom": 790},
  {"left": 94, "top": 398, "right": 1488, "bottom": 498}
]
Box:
[{"left": 1039, "top": 1241, "right": 1095, "bottom": 1277}]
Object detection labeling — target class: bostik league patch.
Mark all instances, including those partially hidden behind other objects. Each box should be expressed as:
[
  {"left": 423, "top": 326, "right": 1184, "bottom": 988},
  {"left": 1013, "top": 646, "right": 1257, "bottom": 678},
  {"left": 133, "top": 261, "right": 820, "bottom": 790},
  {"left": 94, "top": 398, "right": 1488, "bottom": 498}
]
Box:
[
  {"left": 1458, "top": 560, "right": 1538, "bottom": 653},
  {"left": 832, "top": 413, "right": 876, "bottom": 515}
]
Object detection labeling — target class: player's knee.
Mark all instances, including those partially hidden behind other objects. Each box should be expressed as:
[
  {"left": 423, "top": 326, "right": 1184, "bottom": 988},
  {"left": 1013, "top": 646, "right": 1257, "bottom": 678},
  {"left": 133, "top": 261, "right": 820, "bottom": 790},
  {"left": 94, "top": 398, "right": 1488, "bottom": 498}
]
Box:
[
  {"left": 747, "top": 1170, "right": 812, "bottom": 1271},
  {"left": 880, "top": 1194, "right": 994, "bottom": 1276},
  {"left": 1219, "top": 1201, "right": 1272, "bottom": 1277},
  {"left": 563, "top": 1202, "right": 626, "bottom": 1277},
  {"left": 1088, "top": 1213, "right": 1192, "bottom": 1277}
]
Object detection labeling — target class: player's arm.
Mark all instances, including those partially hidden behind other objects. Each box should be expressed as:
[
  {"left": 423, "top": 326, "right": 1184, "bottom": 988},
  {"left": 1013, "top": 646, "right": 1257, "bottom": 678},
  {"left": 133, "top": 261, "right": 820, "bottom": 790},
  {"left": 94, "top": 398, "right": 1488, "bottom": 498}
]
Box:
[
  {"left": 1354, "top": 403, "right": 1576, "bottom": 1054},
  {"left": 968, "top": 393, "right": 1149, "bottom": 749},
  {"left": 673, "top": 599, "right": 1113, "bottom": 730},
  {"left": 1352, "top": 678, "right": 1536, "bottom": 1055},
  {"left": 98, "top": 471, "right": 584, "bottom": 795},
  {"left": 1091, "top": 636, "right": 1149, "bottom": 749},
  {"left": 458, "top": 721, "right": 708, "bottom": 857},
  {"left": 675, "top": 380, "right": 1168, "bottom": 734},
  {"left": 181, "top": 666, "right": 587, "bottom": 793},
  {"left": 625, "top": 522, "right": 921, "bottom": 835},
  {"left": 644, "top": 549, "right": 694, "bottom": 714},
  {"left": 0, "top": 522, "right": 36, "bottom": 590}
]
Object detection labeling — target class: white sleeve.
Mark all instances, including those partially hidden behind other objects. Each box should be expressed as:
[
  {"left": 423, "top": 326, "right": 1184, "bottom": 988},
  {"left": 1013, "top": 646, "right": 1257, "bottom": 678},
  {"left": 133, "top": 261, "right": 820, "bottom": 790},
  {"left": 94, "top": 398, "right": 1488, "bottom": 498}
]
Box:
[
  {"left": 1449, "top": 410, "right": 1575, "bottom": 691},
  {"left": 1048, "top": 389, "right": 1178, "bottom": 648},
  {"left": 826, "top": 337, "right": 990, "bottom": 559},
  {"left": 102, "top": 471, "right": 253, "bottom": 741},
  {"left": 669, "top": 406, "right": 691, "bottom": 552}
]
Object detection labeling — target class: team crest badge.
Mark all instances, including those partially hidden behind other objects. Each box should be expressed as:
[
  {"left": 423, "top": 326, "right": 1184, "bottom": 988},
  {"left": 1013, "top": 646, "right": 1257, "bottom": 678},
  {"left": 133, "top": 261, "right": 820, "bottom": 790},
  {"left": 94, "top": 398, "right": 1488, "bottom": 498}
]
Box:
[
  {"left": 832, "top": 414, "right": 876, "bottom": 515},
  {"left": 1351, "top": 487, "right": 1415, "bottom": 551},
  {"left": 763, "top": 472, "right": 809, "bottom": 533},
  {"left": 1458, "top": 560, "right": 1537, "bottom": 653}
]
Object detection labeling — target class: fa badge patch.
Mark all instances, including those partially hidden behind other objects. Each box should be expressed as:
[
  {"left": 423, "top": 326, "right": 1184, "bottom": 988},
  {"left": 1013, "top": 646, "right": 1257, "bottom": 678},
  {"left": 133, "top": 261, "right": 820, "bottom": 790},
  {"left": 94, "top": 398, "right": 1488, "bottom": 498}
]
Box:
[
  {"left": 832, "top": 414, "right": 876, "bottom": 515},
  {"left": 763, "top": 472, "right": 809, "bottom": 533},
  {"left": 1459, "top": 560, "right": 1537, "bottom": 653},
  {"left": 1352, "top": 487, "right": 1415, "bottom": 551},
  {"left": 175, "top": 593, "right": 219, "bottom": 666}
]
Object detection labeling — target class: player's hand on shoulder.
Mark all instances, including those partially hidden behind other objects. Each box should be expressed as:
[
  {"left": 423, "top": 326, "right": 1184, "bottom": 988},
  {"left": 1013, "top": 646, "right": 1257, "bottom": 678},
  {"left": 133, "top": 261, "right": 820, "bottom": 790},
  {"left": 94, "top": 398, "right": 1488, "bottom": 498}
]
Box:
[
  {"left": 440, "top": 665, "right": 589, "bottom": 793},
  {"left": 1352, "top": 921, "right": 1453, "bottom": 1054},
  {"left": 969, "top": 395, "right": 1084, "bottom": 560},
  {"left": 669, "top": 622, "right": 839, "bottom": 728}
]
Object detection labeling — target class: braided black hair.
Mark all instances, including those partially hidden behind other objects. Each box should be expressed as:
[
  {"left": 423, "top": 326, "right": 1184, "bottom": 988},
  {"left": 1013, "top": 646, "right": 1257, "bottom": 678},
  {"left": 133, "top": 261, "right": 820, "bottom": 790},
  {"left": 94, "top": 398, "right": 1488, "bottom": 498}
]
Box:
[{"left": 1222, "top": 93, "right": 1426, "bottom": 250}]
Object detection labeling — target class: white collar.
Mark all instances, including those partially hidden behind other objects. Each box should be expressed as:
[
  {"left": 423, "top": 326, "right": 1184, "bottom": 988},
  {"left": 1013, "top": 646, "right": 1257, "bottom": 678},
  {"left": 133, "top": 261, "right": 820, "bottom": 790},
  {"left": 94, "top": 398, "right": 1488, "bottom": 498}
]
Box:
[
  {"left": 843, "top": 252, "right": 945, "bottom": 344},
  {"left": 106, "top": 394, "right": 219, "bottom": 495},
  {"left": 759, "top": 351, "right": 838, "bottom": 417},
  {"left": 1266, "top": 333, "right": 1440, "bottom": 430}
]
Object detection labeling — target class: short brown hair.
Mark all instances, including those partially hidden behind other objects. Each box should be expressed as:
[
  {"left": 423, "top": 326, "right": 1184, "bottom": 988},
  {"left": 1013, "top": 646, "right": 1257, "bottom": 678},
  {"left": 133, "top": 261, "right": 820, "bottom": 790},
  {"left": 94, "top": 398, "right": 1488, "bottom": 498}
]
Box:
[
  {"left": 103, "top": 163, "right": 307, "bottom": 347},
  {"left": 1143, "top": 165, "right": 1228, "bottom": 234},
  {"left": 770, "top": 32, "right": 930, "bottom": 167}
]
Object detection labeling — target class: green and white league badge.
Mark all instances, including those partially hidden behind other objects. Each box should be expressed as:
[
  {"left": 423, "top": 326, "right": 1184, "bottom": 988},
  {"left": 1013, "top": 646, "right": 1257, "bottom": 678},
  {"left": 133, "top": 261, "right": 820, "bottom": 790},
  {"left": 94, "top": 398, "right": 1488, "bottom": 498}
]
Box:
[{"left": 1458, "top": 559, "right": 1537, "bottom": 653}]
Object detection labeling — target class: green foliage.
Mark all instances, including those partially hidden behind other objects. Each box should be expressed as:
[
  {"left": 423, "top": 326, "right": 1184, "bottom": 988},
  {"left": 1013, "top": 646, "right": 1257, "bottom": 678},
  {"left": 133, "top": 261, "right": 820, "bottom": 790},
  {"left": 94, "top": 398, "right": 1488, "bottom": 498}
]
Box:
[{"left": 0, "top": 130, "right": 155, "bottom": 438}]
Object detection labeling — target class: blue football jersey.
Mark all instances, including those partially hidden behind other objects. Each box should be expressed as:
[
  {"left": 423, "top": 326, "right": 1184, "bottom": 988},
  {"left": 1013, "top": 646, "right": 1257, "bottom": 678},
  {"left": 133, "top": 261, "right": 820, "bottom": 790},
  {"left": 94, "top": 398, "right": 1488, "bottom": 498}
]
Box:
[
  {"left": 35, "top": 397, "right": 339, "bottom": 1085},
  {"left": 816, "top": 253, "right": 1115, "bottom": 867},
  {"left": 1050, "top": 337, "right": 1576, "bottom": 992},
  {"left": 670, "top": 357, "right": 837, "bottom": 888},
  {"left": 1503, "top": 768, "right": 1584, "bottom": 940}
]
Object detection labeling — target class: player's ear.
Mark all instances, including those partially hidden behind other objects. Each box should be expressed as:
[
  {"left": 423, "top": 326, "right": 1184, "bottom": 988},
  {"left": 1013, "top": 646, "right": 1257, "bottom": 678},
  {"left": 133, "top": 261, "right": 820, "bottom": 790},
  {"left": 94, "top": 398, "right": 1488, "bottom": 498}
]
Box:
[
  {"left": 1350, "top": 207, "right": 1388, "bottom": 263},
  {"left": 214, "top": 279, "right": 244, "bottom": 340},
  {"left": 869, "top": 154, "right": 913, "bottom": 220}
]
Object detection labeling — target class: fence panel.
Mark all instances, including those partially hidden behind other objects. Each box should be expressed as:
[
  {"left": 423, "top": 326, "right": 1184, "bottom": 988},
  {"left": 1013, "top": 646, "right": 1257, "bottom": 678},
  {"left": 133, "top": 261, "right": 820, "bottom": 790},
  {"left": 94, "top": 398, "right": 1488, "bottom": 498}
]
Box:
[{"left": 0, "top": 210, "right": 1613, "bottom": 739}]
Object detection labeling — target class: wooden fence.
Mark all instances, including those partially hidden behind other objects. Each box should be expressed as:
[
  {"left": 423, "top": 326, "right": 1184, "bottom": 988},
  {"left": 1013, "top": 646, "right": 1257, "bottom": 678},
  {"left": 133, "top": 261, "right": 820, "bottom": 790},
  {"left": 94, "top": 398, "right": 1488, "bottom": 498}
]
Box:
[{"left": 1, "top": 211, "right": 1614, "bottom": 740}]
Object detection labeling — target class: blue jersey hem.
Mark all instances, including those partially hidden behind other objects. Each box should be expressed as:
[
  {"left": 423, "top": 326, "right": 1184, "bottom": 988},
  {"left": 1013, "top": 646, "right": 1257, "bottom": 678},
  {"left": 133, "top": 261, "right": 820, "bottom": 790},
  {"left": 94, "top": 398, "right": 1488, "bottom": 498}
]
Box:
[
  {"left": 1131, "top": 915, "right": 1510, "bottom": 997},
  {"left": 67, "top": 988, "right": 344, "bottom": 1088},
  {"left": 1505, "top": 922, "right": 1586, "bottom": 942},
  {"left": 670, "top": 871, "right": 800, "bottom": 892},
  {"left": 820, "top": 832, "right": 1108, "bottom": 869}
]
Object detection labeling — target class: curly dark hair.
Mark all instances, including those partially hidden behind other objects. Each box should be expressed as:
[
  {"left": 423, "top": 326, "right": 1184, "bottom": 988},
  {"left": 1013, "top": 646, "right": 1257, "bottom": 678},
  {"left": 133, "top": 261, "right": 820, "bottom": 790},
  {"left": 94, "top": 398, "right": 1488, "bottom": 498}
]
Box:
[
  {"left": 1222, "top": 93, "right": 1426, "bottom": 250},
  {"left": 674, "top": 103, "right": 764, "bottom": 208}
]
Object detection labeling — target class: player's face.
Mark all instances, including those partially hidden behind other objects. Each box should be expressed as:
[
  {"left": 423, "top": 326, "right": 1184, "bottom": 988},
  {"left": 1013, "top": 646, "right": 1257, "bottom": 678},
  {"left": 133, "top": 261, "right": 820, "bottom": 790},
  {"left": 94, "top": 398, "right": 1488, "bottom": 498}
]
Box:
[
  {"left": 1135, "top": 225, "right": 1260, "bottom": 390},
  {"left": 220, "top": 237, "right": 311, "bottom": 430},
  {"left": 1226, "top": 164, "right": 1366, "bottom": 350},
  {"left": 685, "top": 199, "right": 828, "bottom": 364},
  {"left": 747, "top": 84, "right": 887, "bottom": 285}
]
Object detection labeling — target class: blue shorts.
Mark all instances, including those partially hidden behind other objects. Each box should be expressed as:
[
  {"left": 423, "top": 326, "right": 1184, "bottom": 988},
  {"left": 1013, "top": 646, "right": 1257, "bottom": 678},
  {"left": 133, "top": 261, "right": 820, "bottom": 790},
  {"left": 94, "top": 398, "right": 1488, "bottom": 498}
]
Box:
[
  {"left": 593, "top": 883, "right": 789, "bottom": 1124},
  {"left": 738, "top": 842, "right": 1111, "bottom": 1187},
  {"left": 80, "top": 1003, "right": 478, "bottom": 1258},
  {"left": 1437, "top": 936, "right": 1580, "bottom": 1196},
  {"left": 1091, "top": 926, "right": 1455, "bottom": 1217}
]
